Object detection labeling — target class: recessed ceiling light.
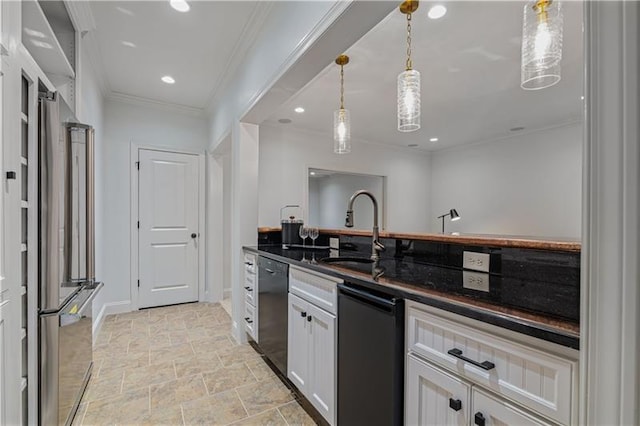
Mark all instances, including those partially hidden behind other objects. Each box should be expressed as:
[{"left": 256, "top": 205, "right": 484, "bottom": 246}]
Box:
[
  {"left": 429, "top": 137, "right": 439, "bottom": 142},
  {"left": 278, "top": 118, "right": 292, "bottom": 124},
  {"left": 161, "top": 75, "right": 175, "bottom": 84},
  {"left": 510, "top": 126, "right": 525, "bottom": 132},
  {"left": 294, "top": 107, "right": 305, "bottom": 114},
  {"left": 121, "top": 41, "right": 136, "bottom": 48},
  {"left": 581, "top": 96, "right": 585, "bottom": 100},
  {"left": 428, "top": 5, "right": 447, "bottom": 20},
  {"left": 170, "top": 0, "right": 190, "bottom": 12},
  {"left": 31, "top": 40, "right": 53, "bottom": 49}
]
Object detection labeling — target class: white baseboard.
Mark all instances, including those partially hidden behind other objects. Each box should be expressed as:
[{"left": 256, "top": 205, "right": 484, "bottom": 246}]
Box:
[
  {"left": 92, "top": 300, "right": 133, "bottom": 344},
  {"left": 223, "top": 288, "right": 232, "bottom": 299}
]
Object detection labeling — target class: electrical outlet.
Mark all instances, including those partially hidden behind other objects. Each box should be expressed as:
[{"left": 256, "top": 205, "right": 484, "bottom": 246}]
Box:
[
  {"left": 463, "top": 251, "right": 490, "bottom": 273},
  {"left": 463, "top": 271, "right": 490, "bottom": 292},
  {"left": 329, "top": 237, "right": 340, "bottom": 250}
]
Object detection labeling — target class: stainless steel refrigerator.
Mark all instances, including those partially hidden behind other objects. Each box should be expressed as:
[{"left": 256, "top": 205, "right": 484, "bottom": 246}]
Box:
[{"left": 38, "top": 94, "right": 103, "bottom": 426}]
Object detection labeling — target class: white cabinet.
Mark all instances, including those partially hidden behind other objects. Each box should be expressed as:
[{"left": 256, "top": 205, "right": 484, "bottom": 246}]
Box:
[
  {"left": 287, "top": 290, "right": 337, "bottom": 425},
  {"left": 471, "top": 389, "right": 554, "bottom": 426},
  {"left": 243, "top": 251, "right": 257, "bottom": 340},
  {"left": 406, "top": 354, "right": 470, "bottom": 426},
  {"left": 405, "top": 301, "right": 579, "bottom": 426}
]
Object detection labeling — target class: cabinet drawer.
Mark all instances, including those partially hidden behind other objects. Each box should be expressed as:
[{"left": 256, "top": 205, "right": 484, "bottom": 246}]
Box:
[
  {"left": 244, "top": 302, "right": 257, "bottom": 341},
  {"left": 244, "top": 252, "right": 256, "bottom": 274},
  {"left": 289, "top": 266, "right": 342, "bottom": 315},
  {"left": 244, "top": 273, "right": 256, "bottom": 306},
  {"left": 407, "top": 305, "right": 575, "bottom": 425},
  {"left": 472, "top": 388, "right": 554, "bottom": 426}
]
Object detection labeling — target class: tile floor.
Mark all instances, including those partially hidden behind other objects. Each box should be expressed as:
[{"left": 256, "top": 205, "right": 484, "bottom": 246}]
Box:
[{"left": 75, "top": 302, "right": 316, "bottom": 426}]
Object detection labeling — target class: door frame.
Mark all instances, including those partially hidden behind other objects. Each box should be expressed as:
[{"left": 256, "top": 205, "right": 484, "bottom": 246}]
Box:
[{"left": 129, "top": 142, "right": 206, "bottom": 311}]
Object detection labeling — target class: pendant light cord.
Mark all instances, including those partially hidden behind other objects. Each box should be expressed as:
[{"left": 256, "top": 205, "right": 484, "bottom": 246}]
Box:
[
  {"left": 340, "top": 64, "right": 345, "bottom": 110},
  {"left": 406, "top": 13, "right": 413, "bottom": 71}
]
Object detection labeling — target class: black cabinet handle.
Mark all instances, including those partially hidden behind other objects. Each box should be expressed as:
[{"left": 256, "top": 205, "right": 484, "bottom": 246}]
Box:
[
  {"left": 191, "top": 233, "right": 197, "bottom": 239},
  {"left": 449, "top": 398, "right": 462, "bottom": 412},
  {"left": 301, "top": 311, "right": 307, "bottom": 318},
  {"left": 6, "top": 171, "right": 16, "bottom": 180},
  {"left": 474, "top": 412, "right": 485, "bottom": 426},
  {"left": 244, "top": 262, "right": 253, "bottom": 266},
  {"left": 244, "top": 286, "right": 253, "bottom": 291},
  {"left": 244, "top": 317, "right": 253, "bottom": 324},
  {"left": 447, "top": 348, "right": 495, "bottom": 371},
  {"left": 307, "top": 315, "right": 312, "bottom": 322}
]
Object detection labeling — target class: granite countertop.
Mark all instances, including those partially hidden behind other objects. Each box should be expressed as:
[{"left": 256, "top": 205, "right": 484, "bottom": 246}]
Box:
[
  {"left": 257, "top": 227, "right": 581, "bottom": 252},
  {"left": 244, "top": 245, "right": 580, "bottom": 349}
]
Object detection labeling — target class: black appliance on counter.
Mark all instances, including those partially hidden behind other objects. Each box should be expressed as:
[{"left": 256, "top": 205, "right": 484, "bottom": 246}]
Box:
[
  {"left": 258, "top": 256, "right": 289, "bottom": 375},
  {"left": 338, "top": 283, "right": 405, "bottom": 426}
]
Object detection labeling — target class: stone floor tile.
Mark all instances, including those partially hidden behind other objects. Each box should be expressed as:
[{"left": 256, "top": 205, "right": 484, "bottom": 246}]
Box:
[
  {"left": 83, "top": 372, "right": 124, "bottom": 402},
  {"left": 277, "top": 401, "right": 316, "bottom": 426},
  {"left": 181, "top": 390, "right": 248, "bottom": 425},
  {"left": 191, "top": 335, "right": 234, "bottom": 355},
  {"left": 99, "top": 350, "right": 150, "bottom": 370},
  {"left": 202, "top": 363, "right": 256, "bottom": 395},
  {"left": 229, "top": 408, "right": 288, "bottom": 426},
  {"left": 150, "top": 342, "right": 194, "bottom": 364},
  {"left": 122, "top": 361, "right": 177, "bottom": 392},
  {"left": 174, "top": 354, "right": 222, "bottom": 379},
  {"left": 150, "top": 374, "right": 207, "bottom": 409},
  {"left": 82, "top": 388, "right": 150, "bottom": 425},
  {"left": 134, "top": 404, "right": 185, "bottom": 426},
  {"left": 235, "top": 378, "right": 294, "bottom": 416},
  {"left": 217, "top": 344, "right": 261, "bottom": 367},
  {"left": 246, "top": 358, "right": 277, "bottom": 382},
  {"left": 129, "top": 333, "right": 172, "bottom": 353}
]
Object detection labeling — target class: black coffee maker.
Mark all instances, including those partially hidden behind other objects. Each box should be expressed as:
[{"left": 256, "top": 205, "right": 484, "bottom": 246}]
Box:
[{"left": 280, "top": 205, "right": 303, "bottom": 249}]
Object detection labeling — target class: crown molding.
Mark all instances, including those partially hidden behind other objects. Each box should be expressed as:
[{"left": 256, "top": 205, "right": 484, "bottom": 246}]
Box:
[
  {"left": 107, "top": 92, "right": 205, "bottom": 117},
  {"left": 65, "top": 0, "right": 96, "bottom": 33},
  {"left": 204, "top": 1, "right": 274, "bottom": 114}
]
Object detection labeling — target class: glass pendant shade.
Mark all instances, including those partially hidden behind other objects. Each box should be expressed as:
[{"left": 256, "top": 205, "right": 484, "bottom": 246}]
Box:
[
  {"left": 333, "top": 108, "right": 351, "bottom": 154},
  {"left": 521, "top": 0, "right": 563, "bottom": 90},
  {"left": 397, "top": 69, "right": 421, "bottom": 132}
]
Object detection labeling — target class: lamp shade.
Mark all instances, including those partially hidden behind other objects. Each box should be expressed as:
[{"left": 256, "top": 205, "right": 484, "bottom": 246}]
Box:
[
  {"left": 521, "top": 0, "right": 563, "bottom": 90},
  {"left": 334, "top": 108, "right": 351, "bottom": 154},
  {"left": 450, "top": 209, "right": 461, "bottom": 221},
  {"left": 397, "top": 69, "right": 421, "bottom": 132}
]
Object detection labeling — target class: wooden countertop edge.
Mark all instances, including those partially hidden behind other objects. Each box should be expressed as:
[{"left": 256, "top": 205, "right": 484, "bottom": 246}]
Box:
[{"left": 258, "top": 227, "right": 581, "bottom": 252}]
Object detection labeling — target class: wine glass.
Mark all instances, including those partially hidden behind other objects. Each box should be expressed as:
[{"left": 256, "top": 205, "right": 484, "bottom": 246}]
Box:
[
  {"left": 309, "top": 227, "right": 319, "bottom": 248},
  {"left": 298, "top": 226, "right": 309, "bottom": 249}
]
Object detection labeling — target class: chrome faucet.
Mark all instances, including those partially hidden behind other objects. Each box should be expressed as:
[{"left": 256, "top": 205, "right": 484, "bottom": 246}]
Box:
[{"left": 345, "top": 190, "right": 385, "bottom": 261}]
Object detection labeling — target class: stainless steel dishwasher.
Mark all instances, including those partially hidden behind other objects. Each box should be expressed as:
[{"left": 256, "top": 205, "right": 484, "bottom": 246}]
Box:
[
  {"left": 338, "top": 282, "right": 405, "bottom": 426},
  {"left": 258, "top": 257, "right": 289, "bottom": 375}
]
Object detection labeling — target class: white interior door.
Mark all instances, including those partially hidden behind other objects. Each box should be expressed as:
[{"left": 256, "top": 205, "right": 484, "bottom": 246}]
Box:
[{"left": 138, "top": 149, "right": 200, "bottom": 308}]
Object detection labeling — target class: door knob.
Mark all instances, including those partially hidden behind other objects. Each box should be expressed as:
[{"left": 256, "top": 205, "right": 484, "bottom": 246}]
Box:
[{"left": 191, "top": 233, "right": 197, "bottom": 239}]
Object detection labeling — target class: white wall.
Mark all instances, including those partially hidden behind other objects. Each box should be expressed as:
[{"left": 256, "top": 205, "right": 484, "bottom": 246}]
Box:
[
  {"left": 309, "top": 173, "right": 384, "bottom": 230},
  {"left": 101, "top": 100, "right": 208, "bottom": 308},
  {"left": 258, "top": 124, "right": 432, "bottom": 233},
  {"left": 430, "top": 123, "right": 583, "bottom": 238}
]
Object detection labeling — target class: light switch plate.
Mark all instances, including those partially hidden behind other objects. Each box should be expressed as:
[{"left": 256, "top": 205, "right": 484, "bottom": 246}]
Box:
[
  {"left": 463, "top": 251, "right": 490, "bottom": 273},
  {"left": 463, "top": 271, "right": 490, "bottom": 292},
  {"left": 329, "top": 237, "right": 340, "bottom": 250}
]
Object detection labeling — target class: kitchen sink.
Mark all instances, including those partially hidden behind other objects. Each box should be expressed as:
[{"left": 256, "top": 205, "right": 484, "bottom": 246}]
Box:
[{"left": 320, "top": 257, "right": 375, "bottom": 265}]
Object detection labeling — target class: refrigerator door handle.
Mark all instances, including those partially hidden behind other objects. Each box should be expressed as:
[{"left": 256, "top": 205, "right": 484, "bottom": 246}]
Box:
[
  {"left": 76, "top": 282, "right": 103, "bottom": 316},
  {"left": 39, "top": 287, "right": 83, "bottom": 317}
]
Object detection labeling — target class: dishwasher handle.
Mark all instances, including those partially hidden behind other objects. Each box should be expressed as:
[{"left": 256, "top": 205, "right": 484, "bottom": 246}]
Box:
[{"left": 338, "top": 283, "right": 398, "bottom": 312}]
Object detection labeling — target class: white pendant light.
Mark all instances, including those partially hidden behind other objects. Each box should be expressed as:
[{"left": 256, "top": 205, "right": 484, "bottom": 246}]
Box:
[
  {"left": 398, "top": 1, "right": 421, "bottom": 132},
  {"left": 334, "top": 55, "right": 351, "bottom": 154},
  {"left": 521, "top": 0, "right": 563, "bottom": 90}
]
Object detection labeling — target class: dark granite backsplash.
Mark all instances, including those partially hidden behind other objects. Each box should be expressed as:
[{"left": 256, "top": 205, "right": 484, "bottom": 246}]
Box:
[{"left": 259, "top": 230, "right": 581, "bottom": 324}]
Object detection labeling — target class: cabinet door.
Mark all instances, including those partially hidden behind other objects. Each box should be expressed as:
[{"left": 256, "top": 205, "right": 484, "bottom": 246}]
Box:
[
  {"left": 287, "top": 293, "right": 310, "bottom": 393},
  {"left": 308, "top": 303, "right": 336, "bottom": 425},
  {"left": 406, "top": 355, "right": 470, "bottom": 426},
  {"left": 0, "top": 298, "right": 7, "bottom": 425},
  {"left": 471, "top": 389, "right": 554, "bottom": 426}
]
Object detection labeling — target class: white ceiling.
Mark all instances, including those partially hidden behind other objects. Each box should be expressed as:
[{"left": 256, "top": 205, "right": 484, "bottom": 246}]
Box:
[
  {"left": 264, "top": 1, "right": 584, "bottom": 151},
  {"left": 90, "top": 1, "right": 263, "bottom": 110}
]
